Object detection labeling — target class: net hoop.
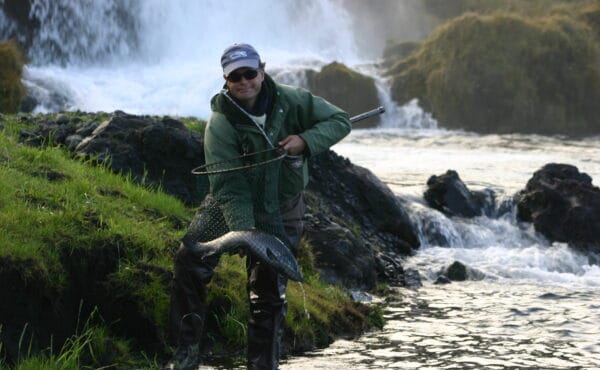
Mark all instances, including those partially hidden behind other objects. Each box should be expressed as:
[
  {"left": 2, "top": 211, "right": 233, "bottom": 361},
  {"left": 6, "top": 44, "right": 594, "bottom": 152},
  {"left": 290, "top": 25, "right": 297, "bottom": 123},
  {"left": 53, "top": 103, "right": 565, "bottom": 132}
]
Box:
[{"left": 191, "top": 147, "right": 286, "bottom": 175}]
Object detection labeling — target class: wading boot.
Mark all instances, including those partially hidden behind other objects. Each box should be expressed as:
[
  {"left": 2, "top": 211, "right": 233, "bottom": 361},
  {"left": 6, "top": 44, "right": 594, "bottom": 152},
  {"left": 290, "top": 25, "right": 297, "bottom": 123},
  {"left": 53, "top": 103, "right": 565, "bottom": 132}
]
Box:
[{"left": 165, "top": 343, "right": 201, "bottom": 370}]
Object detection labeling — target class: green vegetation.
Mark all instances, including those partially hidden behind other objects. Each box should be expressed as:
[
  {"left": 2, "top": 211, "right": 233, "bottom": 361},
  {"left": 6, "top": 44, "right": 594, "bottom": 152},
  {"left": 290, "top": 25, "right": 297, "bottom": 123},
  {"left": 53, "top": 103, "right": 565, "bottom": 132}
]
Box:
[
  {"left": 387, "top": 2, "right": 600, "bottom": 135},
  {"left": 306, "top": 62, "right": 380, "bottom": 127},
  {"left": 0, "top": 113, "right": 378, "bottom": 368},
  {"left": 423, "top": 0, "right": 598, "bottom": 20},
  {"left": 0, "top": 40, "right": 25, "bottom": 114}
]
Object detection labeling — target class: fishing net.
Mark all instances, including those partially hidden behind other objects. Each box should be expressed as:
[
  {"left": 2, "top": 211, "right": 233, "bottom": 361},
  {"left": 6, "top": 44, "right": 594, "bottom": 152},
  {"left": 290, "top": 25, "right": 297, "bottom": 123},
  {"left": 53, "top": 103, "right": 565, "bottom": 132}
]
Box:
[{"left": 183, "top": 146, "right": 297, "bottom": 254}]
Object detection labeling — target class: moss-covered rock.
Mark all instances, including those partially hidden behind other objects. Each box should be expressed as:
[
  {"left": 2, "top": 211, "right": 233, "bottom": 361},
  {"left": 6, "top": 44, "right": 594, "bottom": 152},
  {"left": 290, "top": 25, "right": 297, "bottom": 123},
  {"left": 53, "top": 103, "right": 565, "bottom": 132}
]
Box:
[
  {"left": 423, "top": 0, "right": 597, "bottom": 20},
  {"left": 579, "top": 3, "right": 600, "bottom": 40},
  {"left": 387, "top": 12, "right": 600, "bottom": 135},
  {"left": 306, "top": 62, "right": 380, "bottom": 128},
  {"left": 383, "top": 41, "right": 421, "bottom": 62},
  {"left": 0, "top": 40, "right": 25, "bottom": 114}
]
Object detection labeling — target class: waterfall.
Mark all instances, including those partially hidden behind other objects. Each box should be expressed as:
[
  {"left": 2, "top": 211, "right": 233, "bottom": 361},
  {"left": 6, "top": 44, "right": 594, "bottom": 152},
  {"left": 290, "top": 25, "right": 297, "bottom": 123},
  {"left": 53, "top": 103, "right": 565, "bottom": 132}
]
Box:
[{"left": 2, "top": 0, "right": 437, "bottom": 127}]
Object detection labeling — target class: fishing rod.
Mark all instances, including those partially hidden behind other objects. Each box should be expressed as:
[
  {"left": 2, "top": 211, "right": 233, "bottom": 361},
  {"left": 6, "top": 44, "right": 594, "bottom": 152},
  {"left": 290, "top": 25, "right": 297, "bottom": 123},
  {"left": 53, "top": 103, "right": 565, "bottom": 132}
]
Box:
[{"left": 191, "top": 106, "right": 385, "bottom": 176}]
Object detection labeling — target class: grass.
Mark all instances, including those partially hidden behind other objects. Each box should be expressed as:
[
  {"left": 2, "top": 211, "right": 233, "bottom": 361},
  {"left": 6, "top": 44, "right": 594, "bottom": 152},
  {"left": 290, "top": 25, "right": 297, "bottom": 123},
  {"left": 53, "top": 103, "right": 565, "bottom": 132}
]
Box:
[
  {"left": 1, "top": 309, "right": 150, "bottom": 370},
  {"left": 0, "top": 112, "right": 380, "bottom": 368}
]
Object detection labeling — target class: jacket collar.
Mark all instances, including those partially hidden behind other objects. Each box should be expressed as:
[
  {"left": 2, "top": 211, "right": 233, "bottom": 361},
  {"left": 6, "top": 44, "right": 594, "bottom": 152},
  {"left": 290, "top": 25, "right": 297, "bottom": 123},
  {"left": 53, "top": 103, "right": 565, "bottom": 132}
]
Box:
[{"left": 211, "top": 74, "right": 277, "bottom": 125}]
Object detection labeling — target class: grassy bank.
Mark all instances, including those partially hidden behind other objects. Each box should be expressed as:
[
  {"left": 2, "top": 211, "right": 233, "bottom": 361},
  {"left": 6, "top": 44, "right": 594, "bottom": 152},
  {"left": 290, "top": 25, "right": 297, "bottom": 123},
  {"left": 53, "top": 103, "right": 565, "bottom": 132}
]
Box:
[{"left": 0, "top": 113, "right": 382, "bottom": 369}]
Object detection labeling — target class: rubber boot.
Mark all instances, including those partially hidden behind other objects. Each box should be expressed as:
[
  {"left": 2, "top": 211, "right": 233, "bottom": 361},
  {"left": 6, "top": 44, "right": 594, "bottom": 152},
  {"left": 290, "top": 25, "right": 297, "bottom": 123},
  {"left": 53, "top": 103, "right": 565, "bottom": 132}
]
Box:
[
  {"left": 167, "top": 243, "right": 219, "bottom": 369},
  {"left": 246, "top": 254, "right": 288, "bottom": 370}
]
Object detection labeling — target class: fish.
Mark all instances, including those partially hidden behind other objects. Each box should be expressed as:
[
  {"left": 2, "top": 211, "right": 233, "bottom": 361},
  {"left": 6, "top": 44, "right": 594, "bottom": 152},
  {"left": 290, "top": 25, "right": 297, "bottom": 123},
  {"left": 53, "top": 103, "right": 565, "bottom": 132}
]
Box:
[{"left": 188, "top": 230, "right": 303, "bottom": 282}]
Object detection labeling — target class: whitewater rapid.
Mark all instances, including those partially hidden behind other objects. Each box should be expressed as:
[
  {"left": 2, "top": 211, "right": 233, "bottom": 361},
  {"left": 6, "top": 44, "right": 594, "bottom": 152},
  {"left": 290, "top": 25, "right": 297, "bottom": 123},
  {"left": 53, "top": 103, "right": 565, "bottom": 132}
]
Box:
[
  {"left": 334, "top": 130, "right": 600, "bottom": 288},
  {"left": 278, "top": 129, "right": 600, "bottom": 370}
]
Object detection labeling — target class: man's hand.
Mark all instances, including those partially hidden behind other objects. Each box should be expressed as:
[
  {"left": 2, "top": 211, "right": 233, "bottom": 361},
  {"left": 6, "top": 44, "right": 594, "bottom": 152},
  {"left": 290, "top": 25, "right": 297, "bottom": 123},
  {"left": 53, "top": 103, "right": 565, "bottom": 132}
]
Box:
[{"left": 278, "top": 135, "right": 306, "bottom": 155}]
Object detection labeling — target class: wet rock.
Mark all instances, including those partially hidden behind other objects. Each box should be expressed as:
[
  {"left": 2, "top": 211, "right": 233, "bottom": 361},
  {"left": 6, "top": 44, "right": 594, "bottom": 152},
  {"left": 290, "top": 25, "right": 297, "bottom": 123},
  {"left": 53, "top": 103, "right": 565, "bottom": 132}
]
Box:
[
  {"left": 55, "top": 114, "right": 70, "bottom": 125},
  {"left": 75, "top": 121, "right": 99, "bottom": 137},
  {"left": 402, "top": 268, "right": 423, "bottom": 289},
  {"left": 424, "top": 170, "right": 495, "bottom": 218},
  {"left": 446, "top": 261, "right": 467, "bottom": 281},
  {"left": 19, "top": 119, "right": 77, "bottom": 147},
  {"left": 19, "top": 95, "right": 38, "bottom": 113},
  {"left": 434, "top": 275, "right": 452, "bottom": 285},
  {"left": 308, "top": 151, "right": 419, "bottom": 254},
  {"left": 74, "top": 114, "right": 207, "bottom": 205},
  {"left": 65, "top": 134, "right": 83, "bottom": 150},
  {"left": 305, "top": 150, "right": 420, "bottom": 287},
  {"left": 304, "top": 220, "right": 378, "bottom": 290},
  {"left": 515, "top": 163, "right": 600, "bottom": 251},
  {"left": 350, "top": 290, "right": 374, "bottom": 303}
]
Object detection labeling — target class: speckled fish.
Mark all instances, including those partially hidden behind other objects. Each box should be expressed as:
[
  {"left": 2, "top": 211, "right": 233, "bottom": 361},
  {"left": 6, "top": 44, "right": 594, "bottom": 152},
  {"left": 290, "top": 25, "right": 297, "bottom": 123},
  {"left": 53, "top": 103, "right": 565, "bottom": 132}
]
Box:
[{"left": 190, "top": 230, "right": 303, "bottom": 282}]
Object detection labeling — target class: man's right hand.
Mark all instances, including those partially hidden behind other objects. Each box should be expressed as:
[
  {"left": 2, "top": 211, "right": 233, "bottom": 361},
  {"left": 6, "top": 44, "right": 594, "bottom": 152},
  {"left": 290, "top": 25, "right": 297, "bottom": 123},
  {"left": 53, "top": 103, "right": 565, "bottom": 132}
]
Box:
[{"left": 278, "top": 135, "right": 306, "bottom": 155}]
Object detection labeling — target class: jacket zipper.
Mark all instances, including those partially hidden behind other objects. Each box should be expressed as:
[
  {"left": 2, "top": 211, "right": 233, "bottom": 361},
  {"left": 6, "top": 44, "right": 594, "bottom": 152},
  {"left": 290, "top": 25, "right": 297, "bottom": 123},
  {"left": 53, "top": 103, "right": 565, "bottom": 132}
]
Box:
[{"left": 224, "top": 90, "right": 275, "bottom": 149}]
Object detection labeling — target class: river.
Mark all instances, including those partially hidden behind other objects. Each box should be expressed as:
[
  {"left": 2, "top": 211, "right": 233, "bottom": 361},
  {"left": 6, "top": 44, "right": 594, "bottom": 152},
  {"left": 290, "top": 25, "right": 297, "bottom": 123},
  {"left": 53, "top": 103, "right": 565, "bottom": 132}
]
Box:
[{"left": 279, "top": 131, "right": 600, "bottom": 369}]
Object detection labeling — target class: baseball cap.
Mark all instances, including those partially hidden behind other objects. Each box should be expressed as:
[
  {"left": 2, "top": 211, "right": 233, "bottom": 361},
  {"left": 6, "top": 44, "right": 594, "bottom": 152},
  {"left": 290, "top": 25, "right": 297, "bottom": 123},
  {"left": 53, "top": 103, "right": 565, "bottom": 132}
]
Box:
[{"left": 221, "top": 43, "right": 261, "bottom": 77}]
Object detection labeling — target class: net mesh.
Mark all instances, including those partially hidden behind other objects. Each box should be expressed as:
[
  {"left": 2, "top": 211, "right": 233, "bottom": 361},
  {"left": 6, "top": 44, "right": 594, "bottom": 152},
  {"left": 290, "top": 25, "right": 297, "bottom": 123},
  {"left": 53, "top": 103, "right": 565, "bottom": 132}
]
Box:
[{"left": 183, "top": 149, "right": 293, "bottom": 250}]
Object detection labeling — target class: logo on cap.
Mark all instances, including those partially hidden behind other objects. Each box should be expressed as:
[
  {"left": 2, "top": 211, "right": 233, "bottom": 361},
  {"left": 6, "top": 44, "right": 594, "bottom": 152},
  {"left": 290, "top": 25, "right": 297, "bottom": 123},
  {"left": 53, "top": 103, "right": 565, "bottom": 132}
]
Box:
[{"left": 228, "top": 51, "right": 248, "bottom": 60}]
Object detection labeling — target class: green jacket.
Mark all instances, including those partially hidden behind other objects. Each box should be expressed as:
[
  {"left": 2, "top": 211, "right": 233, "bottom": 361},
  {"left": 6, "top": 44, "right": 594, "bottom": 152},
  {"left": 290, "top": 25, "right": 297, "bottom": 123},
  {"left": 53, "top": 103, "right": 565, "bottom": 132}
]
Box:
[{"left": 205, "top": 74, "right": 351, "bottom": 230}]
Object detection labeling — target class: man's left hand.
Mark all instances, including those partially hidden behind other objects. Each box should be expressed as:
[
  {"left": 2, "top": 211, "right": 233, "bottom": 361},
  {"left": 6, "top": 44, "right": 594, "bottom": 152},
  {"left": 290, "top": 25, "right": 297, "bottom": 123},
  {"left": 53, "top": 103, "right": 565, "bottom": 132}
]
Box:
[{"left": 278, "top": 135, "right": 306, "bottom": 155}]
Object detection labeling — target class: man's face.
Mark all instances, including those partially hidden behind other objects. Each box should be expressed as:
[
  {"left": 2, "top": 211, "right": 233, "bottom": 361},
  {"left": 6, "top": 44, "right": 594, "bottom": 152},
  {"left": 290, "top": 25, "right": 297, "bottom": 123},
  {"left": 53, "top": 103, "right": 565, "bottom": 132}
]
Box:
[{"left": 225, "top": 67, "right": 264, "bottom": 109}]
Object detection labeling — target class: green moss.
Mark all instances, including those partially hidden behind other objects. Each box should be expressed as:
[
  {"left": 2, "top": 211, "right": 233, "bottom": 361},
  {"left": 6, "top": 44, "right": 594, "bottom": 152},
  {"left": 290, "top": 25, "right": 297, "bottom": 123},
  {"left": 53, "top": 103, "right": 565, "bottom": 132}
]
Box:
[
  {"left": 423, "top": 0, "right": 597, "bottom": 20},
  {"left": 579, "top": 2, "right": 600, "bottom": 40},
  {"left": 178, "top": 116, "right": 207, "bottom": 133},
  {"left": 389, "top": 12, "right": 600, "bottom": 135},
  {"left": 366, "top": 304, "right": 385, "bottom": 329},
  {"left": 109, "top": 264, "right": 172, "bottom": 330},
  {"left": 0, "top": 41, "right": 25, "bottom": 114},
  {"left": 307, "top": 62, "right": 380, "bottom": 127}
]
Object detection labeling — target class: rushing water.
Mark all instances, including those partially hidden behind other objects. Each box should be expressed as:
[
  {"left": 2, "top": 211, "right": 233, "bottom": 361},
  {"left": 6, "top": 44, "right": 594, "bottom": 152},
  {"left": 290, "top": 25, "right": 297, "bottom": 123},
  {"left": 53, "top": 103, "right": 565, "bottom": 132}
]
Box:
[
  {"left": 282, "top": 283, "right": 600, "bottom": 369},
  {"left": 279, "top": 131, "right": 600, "bottom": 369},
  {"left": 3, "top": 1, "right": 600, "bottom": 368}
]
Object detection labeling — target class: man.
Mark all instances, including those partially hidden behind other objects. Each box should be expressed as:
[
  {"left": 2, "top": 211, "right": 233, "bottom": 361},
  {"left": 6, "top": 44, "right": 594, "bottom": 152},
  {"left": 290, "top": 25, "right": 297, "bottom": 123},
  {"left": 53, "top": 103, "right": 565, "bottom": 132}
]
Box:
[{"left": 168, "top": 43, "right": 351, "bottom": 370}]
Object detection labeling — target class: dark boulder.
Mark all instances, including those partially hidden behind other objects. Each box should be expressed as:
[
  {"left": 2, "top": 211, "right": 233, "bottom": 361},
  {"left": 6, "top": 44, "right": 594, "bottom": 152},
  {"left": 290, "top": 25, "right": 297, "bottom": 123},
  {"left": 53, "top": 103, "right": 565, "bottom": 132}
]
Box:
[
  {"left": 74, "top": 113, "right": 207, "bottom": 205},
  {"left": 19, "top": 116, "right": 78, "bottom": 146},
  {"left": 303, "top": 219, "right": 377, "bottom": 290},
  {"left": 446, "top": 261, "right": 467, "bottom": 281},
  {"left": 309, "top": 150, "right": 419, "bottom": 252},
  {"left": 307, "top": 150, "right": 420, "bottom": 286},
  {"left": 435, "top": 261, "right": 485, "bottom": 284},
  {"left": 424, "top": 170, "right": 495, "bottom": 218},
  {"left": 515, "top": 163, "right": 600, "bottom": 251},
  {"left": 434, "top": 275, "right": 451, "bottom": 285}
]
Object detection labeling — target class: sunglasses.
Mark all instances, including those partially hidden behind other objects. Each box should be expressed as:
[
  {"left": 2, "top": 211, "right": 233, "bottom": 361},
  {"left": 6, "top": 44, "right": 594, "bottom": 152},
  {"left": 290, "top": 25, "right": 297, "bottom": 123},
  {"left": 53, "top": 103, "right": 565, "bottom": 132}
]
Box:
[{"left": 226, "top": 69, "right": 259, "bottom": 83}]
